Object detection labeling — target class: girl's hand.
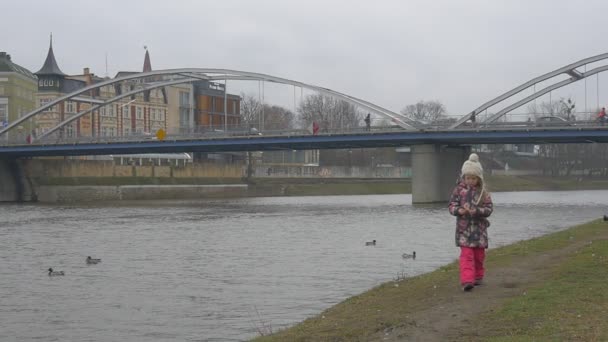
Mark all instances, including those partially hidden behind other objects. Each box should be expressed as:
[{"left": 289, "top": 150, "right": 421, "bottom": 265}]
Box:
[
  {"left": 469, "top": 208, "right": 477, "bottom": 215},
  {"left": 458, "top": 208, "right": 467, "bottom": 215}
]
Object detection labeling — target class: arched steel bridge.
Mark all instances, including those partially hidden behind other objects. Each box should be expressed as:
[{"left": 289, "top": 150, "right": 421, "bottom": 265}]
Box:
[
  {"left": 450, "top": 52, "right": 608, "bottom": 128},
  {"left": 1, "top": 52, "right": 608, "bottom": 141},
  {"left": 0, "top": 69, "right": 421, "bottom": 141}
]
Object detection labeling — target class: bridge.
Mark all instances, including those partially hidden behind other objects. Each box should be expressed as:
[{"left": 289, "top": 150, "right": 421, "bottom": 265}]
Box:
[
  {"left": 0, "top": 125, "right": 607, "bottom": 158},
  {"left": 1, "top": 53, "right": 608, "bottom": 203}
]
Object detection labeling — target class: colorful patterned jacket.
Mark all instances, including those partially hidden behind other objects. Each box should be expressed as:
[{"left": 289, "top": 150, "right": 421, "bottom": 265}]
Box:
[{"left": 448, "top": 181, "right": 493, "bottom": 248}]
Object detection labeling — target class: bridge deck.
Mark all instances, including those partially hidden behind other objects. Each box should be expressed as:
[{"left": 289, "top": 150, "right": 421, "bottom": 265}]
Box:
[{"left": 2, "top": 126, "right": 608, "bottom": 158}]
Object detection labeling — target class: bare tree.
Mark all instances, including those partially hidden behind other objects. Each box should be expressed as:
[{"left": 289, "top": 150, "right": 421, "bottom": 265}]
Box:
[
  {"left": 526, "top": 97, "right": 575, "bottom": 120},
  {"left": 297, "top": 93, "right": 363, "bottom": 132},
  {"left": 240, "top": 92, "right": 262, "bottom": 127},
  {"left": 400, "top": 100, "right": 446, "bottom": 122},
  {"left": 262, "top": 104, "right": 295, "bottom": 130}
]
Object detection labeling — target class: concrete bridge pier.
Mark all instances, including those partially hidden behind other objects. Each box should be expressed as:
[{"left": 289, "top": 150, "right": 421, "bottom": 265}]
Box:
[
  {"left": 0, "top": 159, "right": 37, "bottom": 202},
  {"left": 411, "top": 144, "right": 470, "bottom": 203}
]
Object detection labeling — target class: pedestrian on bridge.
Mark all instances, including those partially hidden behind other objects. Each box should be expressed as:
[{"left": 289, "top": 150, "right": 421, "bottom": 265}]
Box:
[
  {"left": 598, "top": 107, "right": 606, "bottom": 126},
  {"left": 364, "top": 113, "right": 371, "bottom": 131},
  {"left": 448, "top": 153, "right": 493, "bottom": 292}
]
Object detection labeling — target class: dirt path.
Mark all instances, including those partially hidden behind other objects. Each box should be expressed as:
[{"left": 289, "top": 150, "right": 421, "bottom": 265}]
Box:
[{"left": 376, "top": 231, "right": 608, "bottom": 342}]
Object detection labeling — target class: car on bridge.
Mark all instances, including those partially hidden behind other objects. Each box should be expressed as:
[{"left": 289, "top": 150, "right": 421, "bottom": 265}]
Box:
[{"left": 535, "top": 116, "right": 572, "bottom": 127}]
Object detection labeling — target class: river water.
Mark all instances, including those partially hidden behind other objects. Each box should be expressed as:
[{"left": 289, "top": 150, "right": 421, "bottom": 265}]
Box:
[{"left": 0, "top": 190, "right": 606, "bottom": 341}]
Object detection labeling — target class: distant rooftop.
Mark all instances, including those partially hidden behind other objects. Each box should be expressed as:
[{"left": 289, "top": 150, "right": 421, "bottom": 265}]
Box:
[{"left": 0, "top": 52, "right": 36, "bottom": 80}]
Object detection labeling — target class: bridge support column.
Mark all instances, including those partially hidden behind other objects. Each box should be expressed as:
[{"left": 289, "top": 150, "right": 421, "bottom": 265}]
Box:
[
  {"left": 0, "top": 159, "right": 37, "bottom": 202},
  {"left": 411, "top": 144, "right": 470, "bottom": 203}
]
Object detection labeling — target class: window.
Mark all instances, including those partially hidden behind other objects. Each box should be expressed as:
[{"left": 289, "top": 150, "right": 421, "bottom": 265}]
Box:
[
  {"left": 0, "top": 86, "right": 4, "bottom": 95},
  {"left": 123, "top": 127, "right": 130, "bottom": 136},
  {"left": 136, "top": 106, "right": 143, "bottom": 119},
  {"left": 40, "top": 98, "right": 55, "bottom": 112},
  {"left": 100, "top": 107, "right": 106, "bottom": 116},
  {"left": 66, "top": 101, "right": 76, "bottom": 113},
  {"left": 122, "top": 105, "right": 129, "bottom": 117},
  {"left": 66, "top": 124, "right": 74, "bottom": 137},
  {"left": 180, "top": 108, "right": 189, "bottom": 128},
  {"left": 102, "top": 127, "right": 108, "bottom": 136},
  {"left": 0, "top": 103, "right": 7, "bottom": 122},
  {"left": 179, "top": 91, "right": 190, "bottom": 106}
]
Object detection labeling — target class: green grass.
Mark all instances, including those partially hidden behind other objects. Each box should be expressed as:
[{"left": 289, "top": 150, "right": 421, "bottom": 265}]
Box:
[
  {"left": 33, "top": 177, "right": 245, "bottom": 186},
  {"left": 461, "top": 221, "right": 608, "bottom": 341},
  {"left": 487, "top": 175, "right": 608, "bottom": 192},
  {"left": 34, "top": 175, "right": 608, "bottom": 197},
  {"left": 252, "top": 220, "right": 608, "bottom": 341}
]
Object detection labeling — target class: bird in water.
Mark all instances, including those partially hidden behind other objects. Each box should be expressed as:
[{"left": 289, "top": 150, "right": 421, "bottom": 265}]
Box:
[
  {"left": 365, "top": 240, "right": 376, "bottom": 246},
  {"left": 48, "top": 268, "right": 65, "bottom": 276},
  {"left": 86, "top": 256, "right": 101, "bottom": 265},
  {"left": 402, "top": 251, "right": 416, "bottom": 260}
]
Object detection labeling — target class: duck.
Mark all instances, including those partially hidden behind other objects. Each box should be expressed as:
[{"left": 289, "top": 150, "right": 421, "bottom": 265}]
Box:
[
  {"left": 48, "top": 268, "right": 65, "bottom": 276},
  {"left": 86, "top": 256, "right": 102, "bottom": 265},
  {"left": 365, "top": 240, "right": 376, "bottom": 246},
  {"left": 604, "top": 215, "right": 608, "bottom": 221},
  {"left": 402, "top": 251, "right": 416, "bottom": 260}
]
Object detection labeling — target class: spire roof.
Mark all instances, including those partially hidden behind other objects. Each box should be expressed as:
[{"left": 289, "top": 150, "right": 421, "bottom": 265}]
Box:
[
  {"left": 35, "top": 34, "right": 66, "bottom": 76},
  {"left": 143, "top": 47, "right": 152, "bottom": 72}
]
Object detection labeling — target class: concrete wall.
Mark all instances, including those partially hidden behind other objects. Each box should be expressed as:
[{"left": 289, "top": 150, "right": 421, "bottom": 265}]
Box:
[{"left": 22, "top": 159, "right": 245, "bottom": 179}]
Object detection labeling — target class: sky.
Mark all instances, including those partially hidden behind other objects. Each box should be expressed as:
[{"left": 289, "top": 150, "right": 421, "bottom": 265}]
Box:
[{"left": 3, "top": 0, "right": 608, "bottom": 119}]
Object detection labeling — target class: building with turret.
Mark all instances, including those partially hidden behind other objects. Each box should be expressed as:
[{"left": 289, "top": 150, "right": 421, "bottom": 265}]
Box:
[{"left": 32, "top": 37, "right": 242, "bottom": 141}]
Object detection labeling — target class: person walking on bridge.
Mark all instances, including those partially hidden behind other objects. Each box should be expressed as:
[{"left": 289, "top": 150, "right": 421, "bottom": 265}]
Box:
[
  {"left": 448, "top": 153, "right": 493, "bottom": 292},
  {"left": 364, "top": 113, "right": 371, "bottom": 131},
  {"left": 598, "top": 107, "right": 606, "bottom": 126}
]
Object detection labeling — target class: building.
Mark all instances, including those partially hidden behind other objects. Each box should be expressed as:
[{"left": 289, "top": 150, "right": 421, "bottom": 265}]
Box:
[
  {"left": 0, "top": 52, "right": 37, "bottom": 135},
  {"left": 194, "top": 80, "right": 241, "bottom": 130},
  {"left": 33, "top": 38, "right": 243, "bottom": 139},
  {"left": 34, "top": 39, "right": 168, "bottom": 139}
]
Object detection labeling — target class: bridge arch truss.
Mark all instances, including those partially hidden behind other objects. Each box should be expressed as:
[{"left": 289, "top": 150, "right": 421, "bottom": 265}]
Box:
[
  {"left": 0, "top": 69, "right": 420, "bottom": 141},
  {"left": 450, "top": 52, "right": 608, "bottom": 128}
]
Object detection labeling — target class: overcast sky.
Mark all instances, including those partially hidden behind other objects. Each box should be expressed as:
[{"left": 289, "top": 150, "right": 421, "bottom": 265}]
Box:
[{"left": 3, "top": 0, "right": 608, "bottom": 118}]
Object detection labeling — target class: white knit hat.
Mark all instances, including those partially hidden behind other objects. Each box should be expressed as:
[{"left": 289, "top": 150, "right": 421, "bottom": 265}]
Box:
[{"left": 461, "top": 153, "right": 483, "bottom": 179}]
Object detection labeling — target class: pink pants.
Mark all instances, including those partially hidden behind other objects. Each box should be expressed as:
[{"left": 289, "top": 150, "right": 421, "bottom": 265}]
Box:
[{"left": 459, "top": 247, "right": 485, "bottom": 285}]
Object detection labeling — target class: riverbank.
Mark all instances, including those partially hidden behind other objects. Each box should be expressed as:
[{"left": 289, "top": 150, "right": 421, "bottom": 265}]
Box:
[
  {"left": 32, "top": 175, "right": 608, "bottom": 202},
  {"left": 253, "top": 219, "right": 608, "bottom": 341}
]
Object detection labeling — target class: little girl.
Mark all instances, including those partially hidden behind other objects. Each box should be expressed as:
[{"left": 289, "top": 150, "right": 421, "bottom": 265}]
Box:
[{"left": 448, "top": 153, "right": 493, "bottom": 292}]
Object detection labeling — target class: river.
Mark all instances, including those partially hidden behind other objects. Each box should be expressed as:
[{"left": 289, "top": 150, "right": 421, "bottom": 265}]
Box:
[{"left": 0, "top": 190, "right": 606, "bottom": 341}]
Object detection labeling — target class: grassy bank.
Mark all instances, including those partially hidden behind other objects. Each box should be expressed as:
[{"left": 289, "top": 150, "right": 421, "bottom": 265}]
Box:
[
  {"left": 32, "top": 175, "right": 608, "bottom": 197},
  {"left": 252, "top": 175, "right": 608, "bottom": 196},
  {"left": 33, "top": 176, "right": 245, "bottom": 186},
  {"left": 253, "top": 219, "right": 608, "bottom": 341}
]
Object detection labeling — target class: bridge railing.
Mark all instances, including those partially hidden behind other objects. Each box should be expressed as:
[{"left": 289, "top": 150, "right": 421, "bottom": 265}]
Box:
[{"left": 1, "top": 119, "right": 607, "bottom": 147}]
